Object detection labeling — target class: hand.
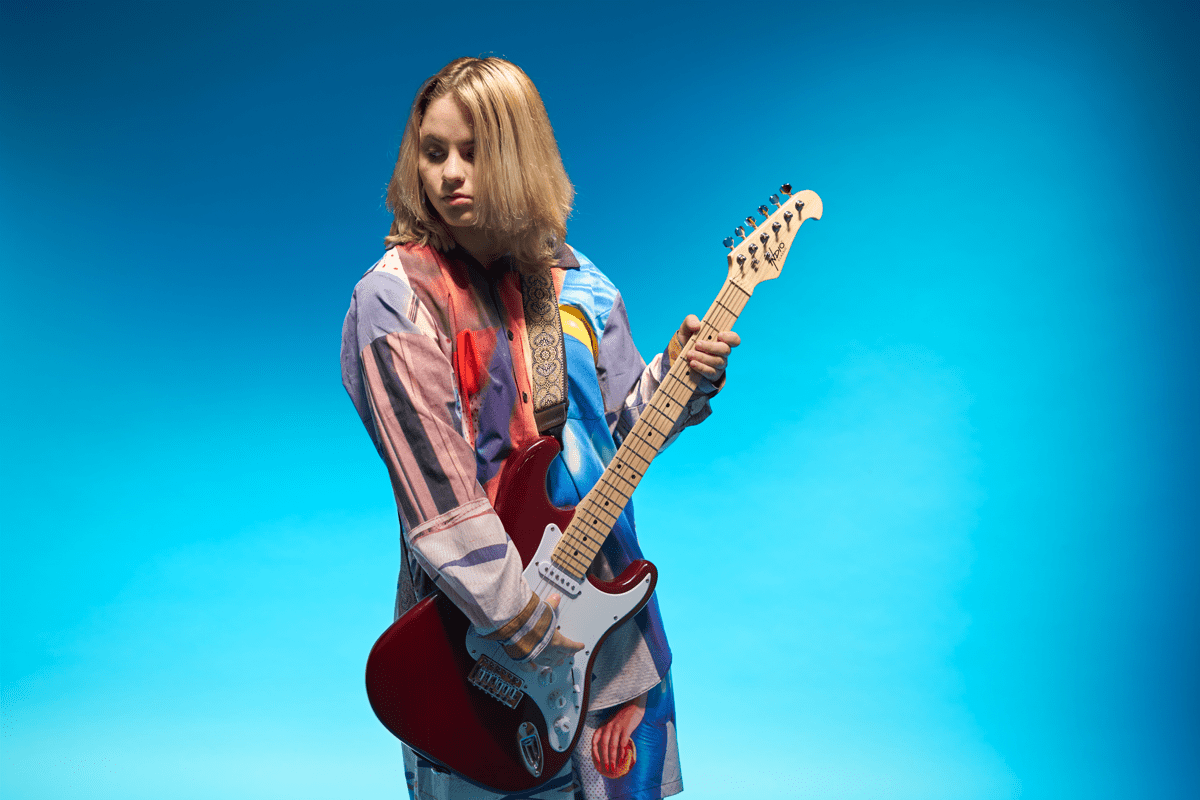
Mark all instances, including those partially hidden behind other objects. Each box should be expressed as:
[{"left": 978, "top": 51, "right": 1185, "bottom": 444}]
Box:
[
  {"left": 672, "top": 314, "right": 741, "bottom": 382},
  {"left": 530, "top": 593, "right": 583, "bottom": 668},
  {"left": 591, "top": 692, "right": 646, "bottom": 776}
]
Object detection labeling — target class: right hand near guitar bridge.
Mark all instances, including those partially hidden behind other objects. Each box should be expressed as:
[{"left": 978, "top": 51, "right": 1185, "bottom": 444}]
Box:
[{"left": 531, "top": 593, "right": 583, "bottom": 667}]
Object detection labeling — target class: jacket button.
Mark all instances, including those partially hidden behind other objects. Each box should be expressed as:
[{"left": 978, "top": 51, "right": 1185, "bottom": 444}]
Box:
[
  {"left": 507, "top": 330, "right": 514, "bottom": 341},
  {"left": 523, "top": 392, "right": 529, "bottom": 403}
]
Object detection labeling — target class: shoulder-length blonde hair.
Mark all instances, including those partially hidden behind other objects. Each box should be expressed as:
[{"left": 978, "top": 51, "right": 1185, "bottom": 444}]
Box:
[{"left": 385, "top": 57, "right": 574, "bottom": 273}]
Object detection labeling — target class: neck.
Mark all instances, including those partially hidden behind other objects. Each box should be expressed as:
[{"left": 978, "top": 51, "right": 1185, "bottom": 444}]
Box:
[{"left": 451, "top": 226, "right": 504, "bottom": 267}]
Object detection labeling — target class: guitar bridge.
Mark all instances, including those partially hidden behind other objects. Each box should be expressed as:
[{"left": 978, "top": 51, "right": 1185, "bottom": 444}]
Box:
[{"left": 467, "top": 655, "right": 525, "bottom": 709}]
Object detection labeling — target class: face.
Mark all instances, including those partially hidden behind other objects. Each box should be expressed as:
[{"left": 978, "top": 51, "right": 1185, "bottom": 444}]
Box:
[{"left": 417, "top": 95, "right": 478, "bottom": 229}]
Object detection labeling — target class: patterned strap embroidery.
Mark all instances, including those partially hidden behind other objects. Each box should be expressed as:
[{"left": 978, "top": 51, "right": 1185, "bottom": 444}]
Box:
[{"left": 521, "top": 268, "right": 569, "bottom": 439}]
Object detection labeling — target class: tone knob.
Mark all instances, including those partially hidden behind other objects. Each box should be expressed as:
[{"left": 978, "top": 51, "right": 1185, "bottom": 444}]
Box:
[
  {"left": 538, "top": 667, "right": 554, "bottom": 686},
  {"left": 554, "top": 716, "right": 571, "bottom": 734}
]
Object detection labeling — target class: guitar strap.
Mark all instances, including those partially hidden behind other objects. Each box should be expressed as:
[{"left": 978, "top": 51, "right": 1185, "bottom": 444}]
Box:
[{"left": 520, "top": 267, "right": 569, "bottom": 443}]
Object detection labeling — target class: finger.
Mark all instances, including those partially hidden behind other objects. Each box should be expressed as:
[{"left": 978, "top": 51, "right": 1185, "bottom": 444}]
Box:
[
  {"left": 614, "top": 726, "right": 630, "bottom": 772},
  {"left": 687, "top": 351, "right": 727, "bottom": 375},
  {"left": 691, "top": 339, "right": 731, "bottom": 358},
  {"left": 595, "top": 725, "right": 612, "bottom": 771},
  {"left": 552, "top": 630, "right": 584, "bottom": 652},
  {"left": 676, "top": 314, "right": 701, "bottom": 342},
  {"left": 718, "top": 330, "right": 741, "bottom": 347},
  {"left": 544, "top": 592, "right": 562, "bottom": 609}
]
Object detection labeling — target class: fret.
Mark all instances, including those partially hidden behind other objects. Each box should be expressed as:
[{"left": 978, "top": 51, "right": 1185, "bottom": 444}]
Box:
[
  {"left": 552, "top": 547, "right": 590, "bottom": 572},
  {"left": 577, "top": 499, "right": 619, "bottom": 529},
  {"left": 620, "top": 444, "right": 653, "bottom": 472},
  {"left": 642, "top": 407, "right": 673, "bottom": 434}
]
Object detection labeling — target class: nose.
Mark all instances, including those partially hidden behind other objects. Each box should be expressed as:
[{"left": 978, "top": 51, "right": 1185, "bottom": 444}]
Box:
[{"left": 443, "top": 151, "right": 466, "bottom": 184}]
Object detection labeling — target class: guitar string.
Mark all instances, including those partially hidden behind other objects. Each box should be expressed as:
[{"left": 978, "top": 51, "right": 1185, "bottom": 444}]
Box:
[{"left": 549, "top": 278, "right": 750, "bottom": 576}]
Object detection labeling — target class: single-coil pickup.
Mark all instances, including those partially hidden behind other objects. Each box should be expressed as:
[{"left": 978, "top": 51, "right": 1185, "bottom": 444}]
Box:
[
  {"left": 538, "top": 560, "right": 581, "bottom": 597},
  {"left": 468, "top": 655, "right": 524, "bottom": 709}
]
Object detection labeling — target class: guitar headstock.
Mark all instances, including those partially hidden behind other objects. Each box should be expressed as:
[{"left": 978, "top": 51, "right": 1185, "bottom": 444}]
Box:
[{"left": 724, "top": 185, "right": 822, "bottom": 293}]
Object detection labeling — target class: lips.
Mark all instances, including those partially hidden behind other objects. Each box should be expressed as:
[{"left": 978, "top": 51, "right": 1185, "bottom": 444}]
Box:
[{"left": 444, "top": 193, "right": 472, "bottom": 205}]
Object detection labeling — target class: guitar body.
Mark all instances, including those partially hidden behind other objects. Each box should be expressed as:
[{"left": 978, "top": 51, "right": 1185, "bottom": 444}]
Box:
[{"left": 365, "top": 437, "right": 658, "bottom": 793}]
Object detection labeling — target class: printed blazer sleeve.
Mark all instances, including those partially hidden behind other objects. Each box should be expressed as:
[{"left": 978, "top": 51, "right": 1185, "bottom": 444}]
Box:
[
  {"left": 342, "top": 268, "right": 557, "bottom": 661},
  {"left": 593, "top": 287, "right": 720, "bottom": 448}
]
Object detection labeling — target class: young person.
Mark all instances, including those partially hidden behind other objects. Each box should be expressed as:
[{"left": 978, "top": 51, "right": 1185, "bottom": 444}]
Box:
[{"left": 340, "top": 57, "right": 739, "bottom": 800}]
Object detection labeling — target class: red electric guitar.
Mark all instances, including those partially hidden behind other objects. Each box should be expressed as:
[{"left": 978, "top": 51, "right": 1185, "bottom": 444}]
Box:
[{"left": 365, "top": 187, "right": 823, "bottom": 792}]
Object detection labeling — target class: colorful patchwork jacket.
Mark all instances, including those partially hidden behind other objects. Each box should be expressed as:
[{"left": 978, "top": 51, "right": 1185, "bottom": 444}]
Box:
[{"left": 340, "top": 242, "right": 718, "bottom": 708}]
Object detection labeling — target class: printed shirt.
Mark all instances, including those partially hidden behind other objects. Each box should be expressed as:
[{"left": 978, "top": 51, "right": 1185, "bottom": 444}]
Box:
[{"left": 340, "top": 241, "right": 718, "bottom": 708}]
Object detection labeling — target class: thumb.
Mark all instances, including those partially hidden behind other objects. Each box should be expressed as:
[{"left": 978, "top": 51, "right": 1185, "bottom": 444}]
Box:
[{"left": 678, "top": 314, "right": 701, "bottom": 341}]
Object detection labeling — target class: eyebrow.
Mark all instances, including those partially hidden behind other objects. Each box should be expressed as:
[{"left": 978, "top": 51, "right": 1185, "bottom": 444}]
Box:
[{"left": 420, "top": 132, "right": 473, "bottom": 147}]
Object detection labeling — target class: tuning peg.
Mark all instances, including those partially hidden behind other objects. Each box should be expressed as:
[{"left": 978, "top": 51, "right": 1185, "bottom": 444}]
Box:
[
  {"left": 757, "top": 204, "right": 770, "bottom": 217},
  {"left": 759, "top": 231, "right": 769, "bottom": 244},
  {"left": 780, "top": 183, "right": 792, "bottom": 196},
  {"left": 783, "top": 210, "right": 794, "bottom": 224},
  {"left": 769, "top": 194, "right": 781, "bottom": 207},
  {"left": 772, "top": 221, "right": 781, "bottom": 234},
  {"left": 734, "top": 226, "right": 746, "bottom": 239},
  {"left": 794, "top": 199, "right": 806, "bottom": 213},
  {"left": 723, "top": 236, "right": 735, "bottom": 250},
  {"left": 736, "top": 254, "right": 746, "bottom": 267},
  {"left": 745, "top": 216, "right": 758, "bottom": 229}
]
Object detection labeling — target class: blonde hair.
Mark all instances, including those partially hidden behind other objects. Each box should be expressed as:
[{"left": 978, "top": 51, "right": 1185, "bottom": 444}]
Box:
[{"left": 385, "top": 57, "right": 574, "bottom": 273}]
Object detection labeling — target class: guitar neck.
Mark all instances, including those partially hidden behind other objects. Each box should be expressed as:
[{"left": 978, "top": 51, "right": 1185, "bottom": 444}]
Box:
[{"left": 549, "top": 276, "right": 753, "bottom": 579}]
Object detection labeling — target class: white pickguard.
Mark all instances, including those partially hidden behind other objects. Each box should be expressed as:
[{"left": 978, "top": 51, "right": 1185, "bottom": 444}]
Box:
[{"left": 464, "top": 523, "right": 653, "bottom": 755}]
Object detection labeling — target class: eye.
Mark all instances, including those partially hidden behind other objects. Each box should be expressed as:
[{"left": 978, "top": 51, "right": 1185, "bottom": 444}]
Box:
[
  {"left": 463, "top": 146, "right": 475, "bottom": 163},
  {"left": 423, "top": 145, "right": 446, "bottom": 161}
]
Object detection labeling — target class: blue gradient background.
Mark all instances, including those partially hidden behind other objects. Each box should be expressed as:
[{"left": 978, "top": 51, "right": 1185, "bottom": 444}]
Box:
[{"left": 2, "top": 2, "right": 1196, "bottom": 798}]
